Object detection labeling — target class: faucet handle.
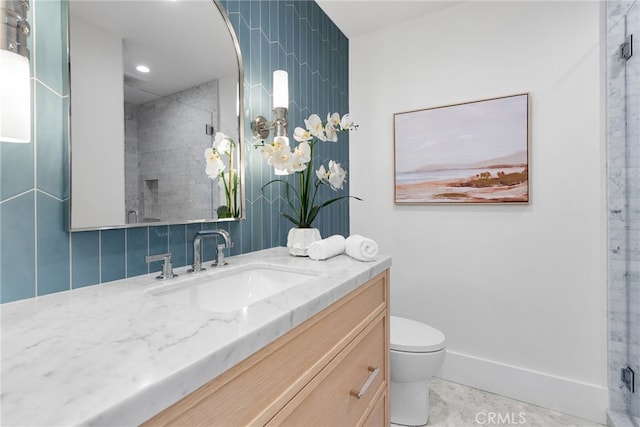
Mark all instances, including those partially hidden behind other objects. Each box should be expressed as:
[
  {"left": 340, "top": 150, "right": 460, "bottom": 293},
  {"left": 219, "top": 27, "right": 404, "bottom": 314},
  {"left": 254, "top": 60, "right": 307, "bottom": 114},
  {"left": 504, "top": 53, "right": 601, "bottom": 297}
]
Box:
[
  {"left": 212, "top": 243, "right": 228, "bottom": 267},
  {"left": 145, "top": 253, "right": 178, "bottom": 280}
]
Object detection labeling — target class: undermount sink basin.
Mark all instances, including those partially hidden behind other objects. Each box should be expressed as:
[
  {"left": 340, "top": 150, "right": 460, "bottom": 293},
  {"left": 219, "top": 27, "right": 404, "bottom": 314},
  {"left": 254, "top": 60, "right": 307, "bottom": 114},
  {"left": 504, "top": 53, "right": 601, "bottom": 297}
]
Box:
[{"left": 148, "top": 264, "right": 319, "bottom": 313}]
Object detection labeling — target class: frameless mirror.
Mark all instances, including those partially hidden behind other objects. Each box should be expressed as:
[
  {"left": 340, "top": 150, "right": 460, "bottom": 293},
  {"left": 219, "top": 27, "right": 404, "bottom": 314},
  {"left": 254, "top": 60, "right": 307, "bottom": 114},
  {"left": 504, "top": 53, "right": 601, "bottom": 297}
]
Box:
[{"left": 68, "top": 0, "right": 244, "bottom": 231}]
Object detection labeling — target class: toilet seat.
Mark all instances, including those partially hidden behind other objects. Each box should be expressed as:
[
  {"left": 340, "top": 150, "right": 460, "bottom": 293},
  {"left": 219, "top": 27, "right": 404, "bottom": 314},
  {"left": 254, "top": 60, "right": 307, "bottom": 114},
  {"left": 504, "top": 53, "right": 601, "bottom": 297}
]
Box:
[{"left": 390, "top": 316, "right": 445, "bottom": 353}]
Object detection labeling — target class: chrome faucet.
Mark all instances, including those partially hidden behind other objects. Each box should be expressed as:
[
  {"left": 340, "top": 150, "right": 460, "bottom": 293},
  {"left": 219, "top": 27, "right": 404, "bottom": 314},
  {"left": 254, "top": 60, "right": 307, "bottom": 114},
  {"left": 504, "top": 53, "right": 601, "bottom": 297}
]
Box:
[
  {"left": 145, "top": 252, "right": 177, "bottom": 280},
  {"left": 189, "top": 229, "right": 233, "bottom": 272}
]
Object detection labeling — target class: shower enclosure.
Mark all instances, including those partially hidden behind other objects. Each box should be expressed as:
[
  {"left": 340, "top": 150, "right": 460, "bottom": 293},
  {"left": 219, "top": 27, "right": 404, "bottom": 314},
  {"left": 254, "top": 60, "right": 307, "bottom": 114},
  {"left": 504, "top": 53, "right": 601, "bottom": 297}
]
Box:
[{"left": 607, "top": 1, "right": 639, "bottom": 426}]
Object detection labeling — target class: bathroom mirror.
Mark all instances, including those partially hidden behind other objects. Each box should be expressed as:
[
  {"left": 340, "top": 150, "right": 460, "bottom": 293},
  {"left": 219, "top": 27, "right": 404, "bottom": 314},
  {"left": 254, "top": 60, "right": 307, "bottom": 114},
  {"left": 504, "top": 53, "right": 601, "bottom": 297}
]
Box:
[{"left": 67, "top": 0, "right": 244, "bottom": 231}]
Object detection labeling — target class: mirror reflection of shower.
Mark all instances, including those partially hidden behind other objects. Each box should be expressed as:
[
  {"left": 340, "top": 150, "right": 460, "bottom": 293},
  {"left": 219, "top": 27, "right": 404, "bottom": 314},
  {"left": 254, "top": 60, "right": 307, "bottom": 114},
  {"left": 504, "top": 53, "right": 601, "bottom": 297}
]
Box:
[{"left": 124, "top": 80, "right": 225, "bottom": 223}]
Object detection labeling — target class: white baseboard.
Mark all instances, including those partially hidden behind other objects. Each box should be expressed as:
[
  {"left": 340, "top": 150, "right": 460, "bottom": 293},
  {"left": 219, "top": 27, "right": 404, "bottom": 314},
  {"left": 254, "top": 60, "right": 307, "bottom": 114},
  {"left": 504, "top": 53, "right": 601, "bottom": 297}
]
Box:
[{"left": 438, "top": 350, "right": 608, "bottom": 424}]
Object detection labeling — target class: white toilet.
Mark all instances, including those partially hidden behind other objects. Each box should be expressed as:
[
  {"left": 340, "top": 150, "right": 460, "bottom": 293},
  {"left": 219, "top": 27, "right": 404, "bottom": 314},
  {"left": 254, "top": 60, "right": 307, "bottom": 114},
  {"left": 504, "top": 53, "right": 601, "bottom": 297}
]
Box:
[{"left": 390, "top": 315, "right": 446, "bottom": 426}]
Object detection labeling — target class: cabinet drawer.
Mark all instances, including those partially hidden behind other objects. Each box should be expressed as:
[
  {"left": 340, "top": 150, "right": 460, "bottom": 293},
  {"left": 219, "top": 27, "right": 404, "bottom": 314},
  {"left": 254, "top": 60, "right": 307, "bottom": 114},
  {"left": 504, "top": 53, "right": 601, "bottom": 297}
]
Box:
[
  {"left": 362, "top": 390, "right": 387, "bottom": 427},
  {"left": 145, "top": 271, "right": 388, "bottom": 427},
  {"left": 270, "top": 315, "right": 387, "bottom": 427}
]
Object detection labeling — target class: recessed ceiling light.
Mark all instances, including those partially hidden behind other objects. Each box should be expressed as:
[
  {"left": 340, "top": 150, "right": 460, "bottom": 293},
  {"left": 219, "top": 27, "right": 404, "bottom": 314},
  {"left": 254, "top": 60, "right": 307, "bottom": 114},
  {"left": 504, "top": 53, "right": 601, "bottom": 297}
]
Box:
[{"left": 136, "top": 65, "right": 150, "bottom": 73}]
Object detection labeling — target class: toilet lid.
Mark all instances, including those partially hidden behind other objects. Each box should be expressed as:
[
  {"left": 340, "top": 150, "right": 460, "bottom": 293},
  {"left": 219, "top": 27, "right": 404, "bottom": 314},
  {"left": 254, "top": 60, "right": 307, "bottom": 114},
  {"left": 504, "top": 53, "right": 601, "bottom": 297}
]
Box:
[{"left": 390, "top": 316, "right": 446, "bottom": 352}]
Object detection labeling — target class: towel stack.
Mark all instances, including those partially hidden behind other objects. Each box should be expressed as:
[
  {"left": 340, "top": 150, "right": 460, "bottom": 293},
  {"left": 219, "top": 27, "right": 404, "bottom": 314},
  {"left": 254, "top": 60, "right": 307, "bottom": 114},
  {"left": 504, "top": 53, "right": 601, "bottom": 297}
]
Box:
[{"left": 308, "top": 234, "right": 378, "bottom": 262}]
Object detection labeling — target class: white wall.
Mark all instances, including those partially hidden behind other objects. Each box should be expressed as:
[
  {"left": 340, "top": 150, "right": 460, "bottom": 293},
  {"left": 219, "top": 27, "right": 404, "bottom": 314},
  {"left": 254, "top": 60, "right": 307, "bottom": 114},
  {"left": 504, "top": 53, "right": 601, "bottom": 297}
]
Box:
[
  {"left": 349, "top": 1, "right": 607, "bottom": 423},
  {"left": 70, "top": 17, "right": 125, "bottom": 229}
]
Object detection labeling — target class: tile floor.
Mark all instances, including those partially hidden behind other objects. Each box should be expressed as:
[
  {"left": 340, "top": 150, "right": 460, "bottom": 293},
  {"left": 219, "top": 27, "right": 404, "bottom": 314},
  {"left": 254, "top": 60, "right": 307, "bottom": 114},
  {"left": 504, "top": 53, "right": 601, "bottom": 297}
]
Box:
[
  {"left": 607, "top": 410, "right": 640, "bottom": 427},
  {"left": 392, "top": 378, "right": 606, "bottom": 427}
]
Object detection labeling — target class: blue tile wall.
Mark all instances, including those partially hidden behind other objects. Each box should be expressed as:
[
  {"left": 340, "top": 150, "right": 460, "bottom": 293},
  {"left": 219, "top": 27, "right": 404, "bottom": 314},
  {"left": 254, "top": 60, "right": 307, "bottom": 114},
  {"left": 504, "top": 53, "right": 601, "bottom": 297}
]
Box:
[{"left": 0, "top": 0, "right": 350, "bottom": 303}]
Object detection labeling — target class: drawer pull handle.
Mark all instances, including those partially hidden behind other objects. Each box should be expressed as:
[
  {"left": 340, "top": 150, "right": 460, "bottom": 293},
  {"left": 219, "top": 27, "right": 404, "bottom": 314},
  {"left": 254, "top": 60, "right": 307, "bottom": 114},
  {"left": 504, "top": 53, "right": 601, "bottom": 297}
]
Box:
[{"left": 350, "top": 366, "right": 379, "bottom": 399}]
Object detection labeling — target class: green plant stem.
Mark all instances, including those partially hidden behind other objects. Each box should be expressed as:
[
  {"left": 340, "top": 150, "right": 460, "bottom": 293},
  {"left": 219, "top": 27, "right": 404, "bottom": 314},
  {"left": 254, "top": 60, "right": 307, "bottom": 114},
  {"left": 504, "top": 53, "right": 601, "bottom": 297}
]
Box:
[{"left": 299, "top": 141, "right": 316, "bottom": 227}]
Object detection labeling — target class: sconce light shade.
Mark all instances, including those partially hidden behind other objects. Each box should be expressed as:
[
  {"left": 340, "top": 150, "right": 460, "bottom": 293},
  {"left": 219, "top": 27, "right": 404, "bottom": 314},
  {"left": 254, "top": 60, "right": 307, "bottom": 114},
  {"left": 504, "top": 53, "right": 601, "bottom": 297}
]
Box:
[
  {"left": 0, "top": 50, "right": 31, "bottom": 143},
  {"left": 1, "top": 0, "right": 32, "bottom": 143},
  {"left": 251, "top": 70, "right": 289, "bottom": 141},
  {"left": 273, "top": 70, "right": 288, "bottom": 109}
]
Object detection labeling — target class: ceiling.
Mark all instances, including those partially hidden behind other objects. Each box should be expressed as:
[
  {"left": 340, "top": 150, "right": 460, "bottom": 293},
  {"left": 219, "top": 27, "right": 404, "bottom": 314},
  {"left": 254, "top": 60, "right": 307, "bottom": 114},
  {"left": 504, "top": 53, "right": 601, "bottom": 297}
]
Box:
[
  {"left": 69, "top": 0, "right": 237, "bottom": 104},
  {"left": 68, "top": 0, "right": 460, "bottom": 105},
  {"left": 315, "top": 1, "right": 464, "bottom": 39}
]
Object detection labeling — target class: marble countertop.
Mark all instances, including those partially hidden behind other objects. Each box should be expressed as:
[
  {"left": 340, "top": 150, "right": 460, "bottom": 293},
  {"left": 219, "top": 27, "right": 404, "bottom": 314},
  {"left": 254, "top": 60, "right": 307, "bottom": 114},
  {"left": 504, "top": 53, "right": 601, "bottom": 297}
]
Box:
[{"left": 1, "top": 247, "right": 391, "bottom": 426}]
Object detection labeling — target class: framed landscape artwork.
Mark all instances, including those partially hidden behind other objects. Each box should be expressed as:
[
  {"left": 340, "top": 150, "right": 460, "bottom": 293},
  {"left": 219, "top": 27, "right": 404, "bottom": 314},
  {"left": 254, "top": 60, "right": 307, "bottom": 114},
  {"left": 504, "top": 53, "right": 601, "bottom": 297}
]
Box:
[{"left": 394, "top": 93, "right": 529, "bottom": 204}]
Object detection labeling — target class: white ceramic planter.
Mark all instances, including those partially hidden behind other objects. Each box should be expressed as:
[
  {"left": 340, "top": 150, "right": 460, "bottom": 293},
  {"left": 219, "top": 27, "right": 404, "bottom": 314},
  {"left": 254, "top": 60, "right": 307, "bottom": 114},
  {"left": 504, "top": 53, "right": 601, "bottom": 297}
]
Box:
[{"left": 287, "top": 227, "right": 321, "bottom": 256}]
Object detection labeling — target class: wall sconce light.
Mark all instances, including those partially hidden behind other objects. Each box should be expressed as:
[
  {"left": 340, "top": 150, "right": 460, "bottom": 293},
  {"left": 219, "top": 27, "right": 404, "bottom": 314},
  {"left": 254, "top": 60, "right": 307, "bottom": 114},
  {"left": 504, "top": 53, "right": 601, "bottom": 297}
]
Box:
[
  {"left": 251, "top": 70, "right": 288, "bottom": 141},
  {"left": 0, "top": 0, "right": 32, "bottom": 143}
]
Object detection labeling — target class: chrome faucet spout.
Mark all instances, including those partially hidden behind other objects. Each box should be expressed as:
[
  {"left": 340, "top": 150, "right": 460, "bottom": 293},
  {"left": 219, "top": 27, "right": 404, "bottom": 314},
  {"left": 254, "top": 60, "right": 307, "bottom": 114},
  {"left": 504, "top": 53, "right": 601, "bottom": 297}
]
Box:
[{"left": 189, "top": 229, "right": 234, "bottom": 272}]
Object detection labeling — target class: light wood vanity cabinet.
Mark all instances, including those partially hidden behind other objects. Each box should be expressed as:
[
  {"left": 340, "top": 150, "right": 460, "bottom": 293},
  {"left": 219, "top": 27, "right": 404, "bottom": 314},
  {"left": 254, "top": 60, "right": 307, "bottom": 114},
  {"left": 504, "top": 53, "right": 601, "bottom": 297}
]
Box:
[{"left": 144, "top": 269, "right": 390, "bottom": 427}]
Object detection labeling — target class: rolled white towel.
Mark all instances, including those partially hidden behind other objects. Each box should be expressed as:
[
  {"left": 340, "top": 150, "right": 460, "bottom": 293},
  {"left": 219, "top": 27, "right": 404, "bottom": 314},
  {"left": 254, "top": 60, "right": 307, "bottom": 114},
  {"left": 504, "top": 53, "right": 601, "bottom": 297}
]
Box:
[
  {"left": 308, "top": 235, "right": 346, "bottom": 261},
  {"left": 345, "top": 235, "right": 378, "bottom": 262}
]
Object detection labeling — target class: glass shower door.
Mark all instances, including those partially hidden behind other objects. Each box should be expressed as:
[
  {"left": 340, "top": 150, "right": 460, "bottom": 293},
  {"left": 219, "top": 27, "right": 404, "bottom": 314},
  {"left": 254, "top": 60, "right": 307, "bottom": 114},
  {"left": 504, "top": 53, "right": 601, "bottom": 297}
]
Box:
[
  {"left": 608, "top": 1, "right": 640, "bottom": 426},
  {"left": 624, "top": 0, "right": 639, "bottom": 422}
]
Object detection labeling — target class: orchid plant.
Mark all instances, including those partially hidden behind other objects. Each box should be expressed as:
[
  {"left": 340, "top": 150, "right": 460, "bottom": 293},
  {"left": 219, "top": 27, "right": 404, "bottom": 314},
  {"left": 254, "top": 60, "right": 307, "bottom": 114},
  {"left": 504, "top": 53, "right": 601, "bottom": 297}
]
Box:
[
  {"left": 205, "top": 132, "right": 239, "bottom": 218},
  {"left": 259, "top": 112, "right": 360, "bottom": 228}
]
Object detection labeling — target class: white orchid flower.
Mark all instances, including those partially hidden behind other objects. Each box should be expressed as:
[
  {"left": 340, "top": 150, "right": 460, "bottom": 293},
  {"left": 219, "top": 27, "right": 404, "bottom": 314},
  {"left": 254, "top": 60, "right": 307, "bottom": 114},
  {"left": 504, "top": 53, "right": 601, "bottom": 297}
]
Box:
[
  {"left": 340, "top": 113, "right": 355, "bottom": 131},
  {"left": 261, "top": 143, "right": 275, "bottom": 160},
  {"left": 293, "top": 127, "right": 313, "bottom": 142},
  {"left": 269, "top": 147, "right": 292, "bottom": 171},
  {"left": 273, "top": 136, "right": 290, "bottom": 150},
  {"left": 261, "top": 137, "right": 288, "bottom": 161},
  {"left": 213, "top": 132, "right": 232, "bottom": 155},
  {"left": 305, "top": 114, "right": 326, "bottom": 141},
  {"left": 316, "top": 164, "right": 328, "bottom": 181},
  {"left": 327, "top": 160, "right": 347, "bottom": 190},
  {"left": 286, "top": 142, "right": 311, "bottom": 173},
  {"left": 204, "top": 147, "right": 219, "bottom": 163},
  {"left": 294, "top": 141, "right": 311, "bottom": 163},
  {"left": 287, "top": 156, "right": 308, "bottom": 173},
  {"left": 205, "top": 156, "right": 225, "bottom": 178},
  {"left": 325, "top": 124, "right": 338, "bottom": 142},
  {"left": 327, "top": 112, "right": 341, "bottom": 128}
]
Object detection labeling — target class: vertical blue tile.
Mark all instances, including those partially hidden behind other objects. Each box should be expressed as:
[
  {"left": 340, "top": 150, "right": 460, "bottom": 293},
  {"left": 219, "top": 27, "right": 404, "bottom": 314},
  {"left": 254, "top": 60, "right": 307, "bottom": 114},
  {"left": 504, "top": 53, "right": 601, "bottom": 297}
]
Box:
[
  {"left": 36, "top": 192, "right": 69, "bottom": 296},
  {"left": 242, "top": 205, "right": 253, "bottom": 254},
  {"left": 285, "top": 3, "right": 295, "bottom": 54},
  {"left": 36, "top": 83, "right": 65, "bottom": 199},
  {"left": 249, "top": 28, "right": 261, "bottom": 86},
  {"left": 169, "top": 224, "right": 187, "bottom": 268},
  {"left": 268, "top": 0, "right": 279, "bottom": 42},
  {"left": 238, "top": 0, "right": 250, "bottom": 26},
  {"left": 62, "top": 95, "right": 70, "bottom": 200},
  {"left": 186, "top": 223, "right": 202, "bottom": 267},
  {"left": 126, "top": 227, "right": 148, "bottom": 277},
  {"left": 249, "top": 0, "right": 261, "bottom": 29},
  {"left": 262, "top": 200, "right": 273, "bottom": 248},
  {"left": 71, "top": 230, "right": 99, "bottom": 288},
  {"left": 1, "top": 193, "right": 36, "bottom": 303},
  {"left": 222, "top": 0, "right": 237, "bottom": 14},
  {"left": 0, "top": 135, "right": 34, "bottom": 201},
  {"left": 201, "top": 222, "right": 218, "bottom": 263},
  {"left": 147, "top": 226, "right": 169, "bottom": 273},
  {"left": 237, "top": 19, "right": 251, "bottom": 66},
  {"left": 34, "top": 0, "right": 65, "bottom": 94},
  {"left": 278, "top": 212, "right": 289, "bottom": 247},
  {"left": 149, "top": 225, "right": 169, "bottom": 255},
  {"left": 101, "top": 229, "right": 126, "bottom": 283}
]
